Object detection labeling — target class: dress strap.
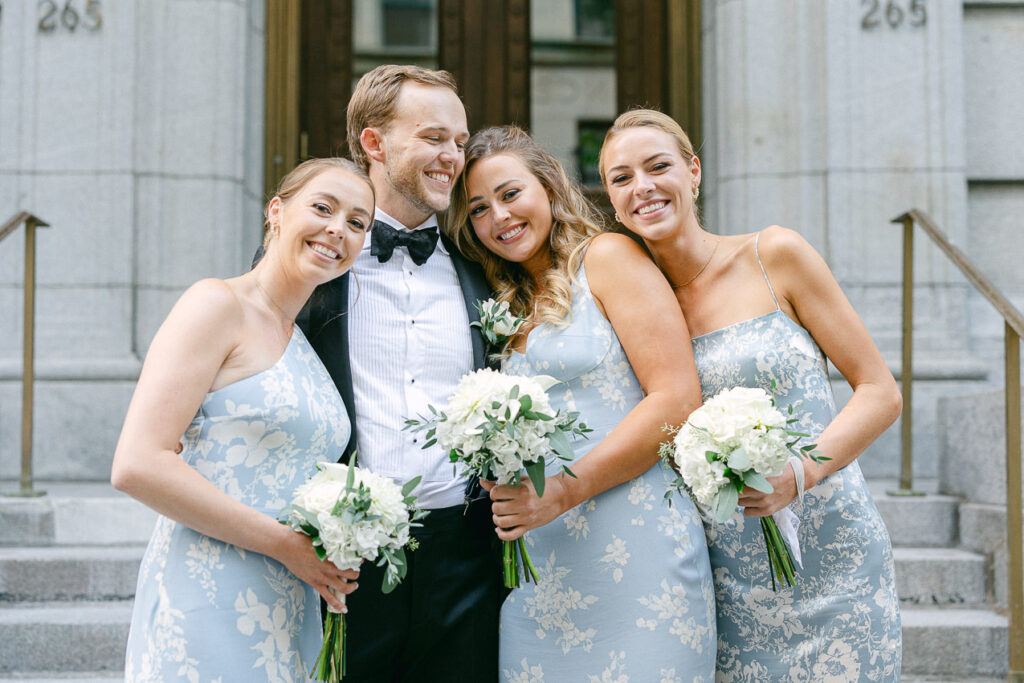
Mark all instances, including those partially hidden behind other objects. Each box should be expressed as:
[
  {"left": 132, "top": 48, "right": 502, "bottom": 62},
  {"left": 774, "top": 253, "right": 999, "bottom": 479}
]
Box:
[{"left": 754, "top": 232, "right": 781, "bottom": 311}]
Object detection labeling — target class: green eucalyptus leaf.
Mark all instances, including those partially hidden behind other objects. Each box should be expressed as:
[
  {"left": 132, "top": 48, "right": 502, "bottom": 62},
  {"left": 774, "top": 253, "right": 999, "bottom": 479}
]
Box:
[
  {"left": 547, "top": 429, "right": 575, "bottom": 461},
  {"left": 525, "top": 459, "right": 547, "bottom": 497},
  {"left": 714, "top": 486, "right": 739, "bottom": 523},
  {"left": 743, "top": 471, "right": 774, "bottom": 494}
]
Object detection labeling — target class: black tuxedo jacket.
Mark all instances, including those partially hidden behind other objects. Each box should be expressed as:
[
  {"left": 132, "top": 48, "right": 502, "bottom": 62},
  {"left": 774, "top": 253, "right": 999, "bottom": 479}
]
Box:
[{"left": 293, "top": 233, "right": 492, "bottom": 461}]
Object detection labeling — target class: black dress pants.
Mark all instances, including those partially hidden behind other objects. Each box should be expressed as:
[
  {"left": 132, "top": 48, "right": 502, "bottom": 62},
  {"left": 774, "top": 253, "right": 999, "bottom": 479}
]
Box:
[{"left": 340, "top": 496, "right": 503, "bottom": 683}]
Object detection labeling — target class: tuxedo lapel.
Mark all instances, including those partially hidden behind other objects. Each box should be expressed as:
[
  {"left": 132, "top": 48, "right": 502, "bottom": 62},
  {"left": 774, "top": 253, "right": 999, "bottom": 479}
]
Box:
[
  {"left": 297, "top": 272, "right": 356, "bottom": 459},
  {"left": 442, "top": 233, "right": 492, "bottom": 369}
]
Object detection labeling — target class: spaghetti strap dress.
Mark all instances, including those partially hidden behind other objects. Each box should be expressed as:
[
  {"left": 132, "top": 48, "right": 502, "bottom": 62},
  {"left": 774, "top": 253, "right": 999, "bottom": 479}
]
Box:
[
  {"left": 125, "top": 327, "right": 351, "bottom": 682},
  {"left": 499, "top": 264, "right": 717, "bottom": 683},
  {"left": 690, "top": 233, "right": 901, "bottom": 682}
]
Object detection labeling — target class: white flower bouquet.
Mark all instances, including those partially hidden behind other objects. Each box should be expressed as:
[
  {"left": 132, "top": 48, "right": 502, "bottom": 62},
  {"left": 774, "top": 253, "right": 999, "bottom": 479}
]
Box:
[
  {"left": 405, "top": 367, "right": 590, "bottom": 588},
  {"left": 660, "top": 386, "right": 825, "bottom": 590},
  {"left": 281, "top": 461, "right": 426, "bottom": 681}
]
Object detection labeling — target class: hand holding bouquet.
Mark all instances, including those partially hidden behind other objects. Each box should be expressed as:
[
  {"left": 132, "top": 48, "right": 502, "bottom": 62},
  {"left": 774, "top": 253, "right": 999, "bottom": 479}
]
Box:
[
  {"left": 660, "top": 386, "right": 825, "bottom": 590},
  {"left": 405, "top": 368, "right": 590, "bottom": 588},
  {"left": 281, "top": 462, "right": 426, "bottom": 681}
]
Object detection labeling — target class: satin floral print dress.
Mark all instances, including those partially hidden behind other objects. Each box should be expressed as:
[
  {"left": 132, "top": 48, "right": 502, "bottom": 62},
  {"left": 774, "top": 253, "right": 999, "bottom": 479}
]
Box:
[
  {"left": 689, "top": 238, "right": 901, "bottom": 682},
  {"left": 500, "top": 265, "right": 717, "bottom": 683},
  {"left": 125, "top": 328, "right": 350, "bottom": 682}
]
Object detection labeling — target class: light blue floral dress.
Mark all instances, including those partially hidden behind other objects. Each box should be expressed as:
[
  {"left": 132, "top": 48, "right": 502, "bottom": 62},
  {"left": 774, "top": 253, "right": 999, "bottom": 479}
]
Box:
[
  {"left": 125, "top": 327, "right": 350, "bottom": 682},
  {"left": 690, "top": 236, "right": 901, "bottom": 682},
  {"left": 500, "top": 265, "right": 717, "bottom": 683}
]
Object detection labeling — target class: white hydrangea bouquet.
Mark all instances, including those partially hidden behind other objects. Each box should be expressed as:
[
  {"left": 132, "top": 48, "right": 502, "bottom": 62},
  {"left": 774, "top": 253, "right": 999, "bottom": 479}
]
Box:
[
  {"left": 405, "top": 367, "right": 590, "bottom": 588},
  {"left": 660, "top": 386, "right": 825, "bottom": 590},
  {"left": 281, "top": 461, "right": 426, "bottom": 681}
]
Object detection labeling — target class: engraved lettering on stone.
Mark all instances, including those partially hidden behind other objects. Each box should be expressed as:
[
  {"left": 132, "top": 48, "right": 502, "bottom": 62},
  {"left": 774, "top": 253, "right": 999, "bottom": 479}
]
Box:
[
  {"left": 38, "top": 0, "right": 101, "bottom": 33},
  {"left": 861, "top": 0, "right": 926, "bottom": 30}
]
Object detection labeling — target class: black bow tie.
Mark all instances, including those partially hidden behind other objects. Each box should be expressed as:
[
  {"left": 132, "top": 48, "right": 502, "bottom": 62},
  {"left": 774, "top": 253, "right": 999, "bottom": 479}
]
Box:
[{"left": 370, "top": 221, "right": 440, "bottom": 266}]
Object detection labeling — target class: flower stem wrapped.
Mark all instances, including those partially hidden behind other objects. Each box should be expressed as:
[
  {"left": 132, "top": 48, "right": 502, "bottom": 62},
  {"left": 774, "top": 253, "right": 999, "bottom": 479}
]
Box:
[
  {"left": 281, "top": 461, "right": 426, "bottom": 681},
  {"left": 660, "top": 386, "right": 827, "bottom": 590},
  {"left": 405, "top": 368, "right": 590, "bottom": 588}
]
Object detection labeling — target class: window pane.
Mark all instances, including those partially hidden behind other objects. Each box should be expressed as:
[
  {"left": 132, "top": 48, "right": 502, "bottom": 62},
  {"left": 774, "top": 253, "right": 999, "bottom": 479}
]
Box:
[
  {"left": 353, "top": 0, "right": 438, "bottom": 78},
  {"left": 531, "top": 0, "right": 615, "bottom": 185}
]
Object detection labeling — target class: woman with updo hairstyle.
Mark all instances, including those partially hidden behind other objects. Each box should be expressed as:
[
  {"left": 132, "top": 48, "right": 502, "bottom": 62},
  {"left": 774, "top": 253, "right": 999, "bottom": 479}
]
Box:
[
  {"left": 113, "top": 158, "right": 374, "bottom": 681},
  {"left": 599, "top": 109, "right": 902, "bottom": 681},
  {"left": 446, "top": 125, "right": 716, "bottom": 680}
]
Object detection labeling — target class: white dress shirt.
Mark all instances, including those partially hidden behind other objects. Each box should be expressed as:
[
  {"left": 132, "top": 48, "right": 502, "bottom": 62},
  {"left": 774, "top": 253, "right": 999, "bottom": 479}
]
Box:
[{"left": 347, "top": 209, "right": 474, "bottom": 509}]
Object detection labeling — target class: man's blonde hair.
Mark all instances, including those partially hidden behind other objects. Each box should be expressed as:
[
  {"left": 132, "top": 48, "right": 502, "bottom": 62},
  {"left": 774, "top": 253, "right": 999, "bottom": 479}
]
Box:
[{"left": 346, "top": 64, "right": 460, "bottom": 172}]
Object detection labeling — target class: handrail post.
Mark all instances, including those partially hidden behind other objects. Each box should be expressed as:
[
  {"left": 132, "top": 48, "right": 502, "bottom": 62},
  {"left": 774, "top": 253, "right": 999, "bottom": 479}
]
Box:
[
  {"left": 1006, "top": 323, "right": 1023, "bottom": 682},
  {"left": 0, "top": 212, "right": 48, "bottom": 498},
  {"left": 890, "top": 213, "right": 923, "bottom": 497}
]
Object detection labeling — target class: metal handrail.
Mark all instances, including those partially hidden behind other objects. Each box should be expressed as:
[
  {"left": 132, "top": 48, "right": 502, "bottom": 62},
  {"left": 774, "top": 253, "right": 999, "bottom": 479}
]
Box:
[
  {"left": 893, "top": 208, "right": 1023, "bottom": 682},
  {"left": 0, "top": 211, "right": 49, "bottom": 498}
]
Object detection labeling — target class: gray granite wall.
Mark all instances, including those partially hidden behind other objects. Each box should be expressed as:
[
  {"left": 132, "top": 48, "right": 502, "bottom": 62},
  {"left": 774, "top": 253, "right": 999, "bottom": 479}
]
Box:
[{"left": 0, "top": 0, "right": 265, "bottom": 481}]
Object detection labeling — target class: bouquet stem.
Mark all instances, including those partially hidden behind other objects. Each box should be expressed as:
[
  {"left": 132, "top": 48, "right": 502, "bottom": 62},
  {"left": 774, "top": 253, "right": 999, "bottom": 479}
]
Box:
[
  {"left": 502, "top": 537, "right": 539, "bottom": 588},
  {"left": 759, "top": 517, "right": 797, "bottom": 591},
  {"left": 312, "top": 609, "right": 345, "bottom": 681}
]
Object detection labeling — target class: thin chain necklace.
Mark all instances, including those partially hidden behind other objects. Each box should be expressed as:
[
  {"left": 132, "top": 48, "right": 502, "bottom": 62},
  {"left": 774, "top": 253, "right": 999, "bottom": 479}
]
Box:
[
  {"left": 253, "top": 276, "right": 295, "bottom": 329},
  {"left": 671, "top": 237, "right": 719, "bottom": 289}
]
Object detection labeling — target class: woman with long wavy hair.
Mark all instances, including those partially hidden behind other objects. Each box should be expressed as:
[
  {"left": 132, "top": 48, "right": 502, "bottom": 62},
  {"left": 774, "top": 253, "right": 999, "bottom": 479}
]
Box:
[{"left": 446, "top": 125, "right": 716, "bottom": 681}]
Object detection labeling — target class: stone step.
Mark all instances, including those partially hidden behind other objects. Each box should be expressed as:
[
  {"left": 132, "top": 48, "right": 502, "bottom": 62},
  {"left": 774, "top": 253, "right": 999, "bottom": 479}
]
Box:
[
  {"left": 901, "top": 607, "right": 1008, "bottom": 678},
  {"left": 0, "top": 546, "right": 144, "bottom": 602},
  {"left": 873, "top": 489, "right": 960, "bottom": 547},
  {"left": 894, "top": 547, "right": 987, "bottom": 606},
  {"left": 0, "top": 601, "right": 129, "bottom": 674},
  {"left": 0, "top": 483, "right": 157, "bottom": 547}
]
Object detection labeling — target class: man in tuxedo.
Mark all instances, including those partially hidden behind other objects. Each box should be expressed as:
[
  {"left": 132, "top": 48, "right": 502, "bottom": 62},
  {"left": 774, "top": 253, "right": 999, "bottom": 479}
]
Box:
[{"left": 297, "top": 65, "right": 501, "bottom": 681}]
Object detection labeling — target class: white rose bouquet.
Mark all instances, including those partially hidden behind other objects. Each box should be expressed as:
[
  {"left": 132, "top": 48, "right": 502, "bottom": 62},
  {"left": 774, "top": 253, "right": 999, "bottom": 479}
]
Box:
[
  {"left": 281, "top": 462, "right": 426, "bottom": 681},
  {"left": 471, "top": 298, "right": 526, "bottom": 350},
  {"left": 405, "top": 367, "right": 590, "bottom": 588},
  {"left": 660, "top": 386, "right": 825, "bottom": 590}
]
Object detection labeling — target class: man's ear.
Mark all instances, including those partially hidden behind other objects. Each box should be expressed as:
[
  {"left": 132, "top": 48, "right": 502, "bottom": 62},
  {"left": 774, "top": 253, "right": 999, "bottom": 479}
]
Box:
[{"left": 361, "top": 128, "right": 387, "bottom": 164}]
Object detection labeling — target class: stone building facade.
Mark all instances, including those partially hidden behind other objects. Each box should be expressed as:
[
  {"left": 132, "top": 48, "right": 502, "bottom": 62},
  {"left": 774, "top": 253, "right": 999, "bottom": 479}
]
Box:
[{"left": 0, "top": 0, "right": 1021, "bottom": 484}]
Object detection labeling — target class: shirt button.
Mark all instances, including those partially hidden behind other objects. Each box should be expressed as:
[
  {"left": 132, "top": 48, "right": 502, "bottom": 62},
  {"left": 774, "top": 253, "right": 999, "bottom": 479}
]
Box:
[
  {"left": 410, "top": 378, "right": 415, "bottom": 384},
  {"left": 412, "top": 438, "right": 418, "bottom": 444}
]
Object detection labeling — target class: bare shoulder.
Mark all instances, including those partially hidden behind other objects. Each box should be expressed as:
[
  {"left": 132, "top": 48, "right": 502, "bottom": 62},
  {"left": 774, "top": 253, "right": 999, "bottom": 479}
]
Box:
[
  {"left": 756, "top": 225, "right": 830, "bottom": 277},
  {"left": 756, "top": 225, "right": 817, "bottom": 259},
  {"left": 159, "top": 278, "right": 246, "bottom": 345},
  {"left": 583, "top": 232, "right": 649, "bottom": 271},
  {"left": 179, "top": 277, "right": 243, "bottom": 314}
]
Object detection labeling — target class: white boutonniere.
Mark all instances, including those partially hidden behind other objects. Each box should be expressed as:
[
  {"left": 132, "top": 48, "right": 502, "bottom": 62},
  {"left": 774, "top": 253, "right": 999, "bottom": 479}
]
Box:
[{"left": 471, "top": 298, "right": 526, "bottom": 348}]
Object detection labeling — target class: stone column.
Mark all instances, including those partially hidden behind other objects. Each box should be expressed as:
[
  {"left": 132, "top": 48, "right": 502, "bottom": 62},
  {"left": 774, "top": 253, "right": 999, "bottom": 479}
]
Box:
[
  {"left": 701, "top": 0, "right": 979, "bottom": 479},
  {"left": 0, "top": 0, "right": 265, "bottom": 481}
]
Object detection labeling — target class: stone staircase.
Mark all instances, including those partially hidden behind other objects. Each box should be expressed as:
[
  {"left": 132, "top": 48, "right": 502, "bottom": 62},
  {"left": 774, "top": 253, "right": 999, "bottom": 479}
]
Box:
[
  {"left": 876, "top": 484, "right": 1009, "bottom": 682},
  {"left": 0, "top": 480, "right": 1014, "bottom": 680},
  {"left": 0, "top": 483, "right": 155, "bottom": 681}
]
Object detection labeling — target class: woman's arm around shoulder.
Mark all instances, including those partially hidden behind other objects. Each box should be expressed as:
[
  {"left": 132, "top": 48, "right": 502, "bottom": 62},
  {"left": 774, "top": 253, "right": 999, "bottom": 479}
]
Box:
[
  {"left": 486, "top": 233, "right": 703, "bottom": 540},
  {"left": 740, "top": 226, "right": 901, "bottom": 512}
]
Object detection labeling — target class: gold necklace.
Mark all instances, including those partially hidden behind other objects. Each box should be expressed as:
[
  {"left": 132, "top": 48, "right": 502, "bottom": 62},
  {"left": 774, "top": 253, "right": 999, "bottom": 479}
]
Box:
[
  {"left": 253, "top": 276, "right": 296, "bottom": 327},
  {"left": 671, "top": 238, "right": 719, "bottom": 289}
]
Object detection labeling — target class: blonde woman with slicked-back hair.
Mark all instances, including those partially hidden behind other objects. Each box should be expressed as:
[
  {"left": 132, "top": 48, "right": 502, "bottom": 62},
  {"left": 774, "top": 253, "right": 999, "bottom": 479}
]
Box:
[
  {"left": 601, "top": 109, "right": 902, "bottom": 681},
  {"left": 445, "top": 125, "right": 716, "bottom": 680},
  {"left": 114, "top": 158, "right": 373, "bottom": 681}
]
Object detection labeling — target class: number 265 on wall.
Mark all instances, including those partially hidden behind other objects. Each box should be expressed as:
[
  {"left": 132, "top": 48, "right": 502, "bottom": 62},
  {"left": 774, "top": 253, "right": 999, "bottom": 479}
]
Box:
[{"left": 38, "top": 0, "right": 102, "bottom": 33}]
